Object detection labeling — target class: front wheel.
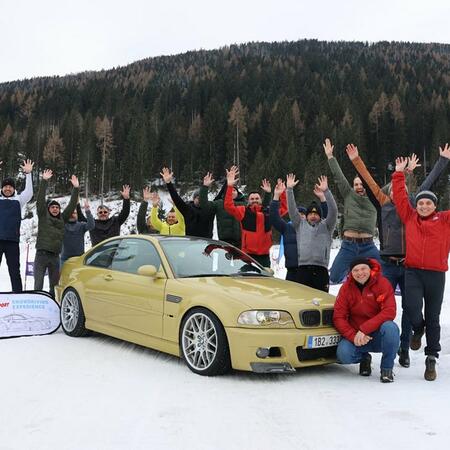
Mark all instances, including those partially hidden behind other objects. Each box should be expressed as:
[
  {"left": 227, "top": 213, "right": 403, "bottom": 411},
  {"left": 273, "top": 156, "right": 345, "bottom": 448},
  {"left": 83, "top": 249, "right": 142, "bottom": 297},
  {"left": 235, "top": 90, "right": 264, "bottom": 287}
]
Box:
[
  {"left": 180, "top": 308, "right": 231, "bottom": 376},
  {"left": 61, "top": 288, "right": 90, "bottom": 337}
]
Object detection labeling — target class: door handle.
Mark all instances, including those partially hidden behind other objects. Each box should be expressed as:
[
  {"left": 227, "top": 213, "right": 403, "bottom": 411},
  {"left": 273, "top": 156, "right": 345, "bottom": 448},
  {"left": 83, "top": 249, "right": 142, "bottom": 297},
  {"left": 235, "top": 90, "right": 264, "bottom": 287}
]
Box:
[{"left": 103, "top": 274, "right": 113, "bottom": 281}]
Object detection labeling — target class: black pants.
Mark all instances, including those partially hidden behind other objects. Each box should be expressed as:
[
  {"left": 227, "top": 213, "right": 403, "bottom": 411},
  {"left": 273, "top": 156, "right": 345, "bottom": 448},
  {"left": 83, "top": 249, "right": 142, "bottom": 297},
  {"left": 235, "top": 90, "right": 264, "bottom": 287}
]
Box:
[
  {"left": 297, "top": 265, "right": 329, "bottom": 292},
  {"left": 286, "top": 267, "right": 298, "bottom": 282},
  {"left": 405, "top": 268, "right": 446, "bottom": 357},
  {"left": 248, "top": 254, "right": 270, "bottom": 268},
  {"left": 34, "top": 250, "right": 60, "bottom": 298},
  {"left": 0, "top": 240, "right": 22, "bottom": 292}
]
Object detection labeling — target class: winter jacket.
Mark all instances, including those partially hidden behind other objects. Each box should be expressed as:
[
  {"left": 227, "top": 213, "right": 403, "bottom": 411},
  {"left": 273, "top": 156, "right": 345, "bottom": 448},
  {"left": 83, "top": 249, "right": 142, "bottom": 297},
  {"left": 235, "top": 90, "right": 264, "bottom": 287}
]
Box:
[
  {"left": 333, "top": 258, "right": 396, "bottom": 342},
  {"left": 61, "top": 209, "right": 95, "bottom": 259},
  {"left": 352, "top": 155, "right": 449, "bottom": 256},
  {"left": 166, "top": 182, "right": 214, "bottom": 238},
  {"left": 392, "top": 171, "right": 450, "bottom": 272},
  {"left": 0, "top": 173, "right": 33, "bottom": 242},
  {"left": 199, "top": 184, "right": 246, "bottom": 246},
  {"left": 36, "top": 179, "right": 79, "bottom": 254},
  {"left": 287, "top": 187, "right": 338, "bottom": 268},
  {"left": 328, "top": 157, "right": 377, "bottom": 235},
  {"left": 224, "top": 185, "right": 273, "bottom": 256},
  {"left": 149, "top": 204, "right": 185, "bottom": 236},
  {"left": 89, "top": 198, "right": 130, "bottom": 246}
]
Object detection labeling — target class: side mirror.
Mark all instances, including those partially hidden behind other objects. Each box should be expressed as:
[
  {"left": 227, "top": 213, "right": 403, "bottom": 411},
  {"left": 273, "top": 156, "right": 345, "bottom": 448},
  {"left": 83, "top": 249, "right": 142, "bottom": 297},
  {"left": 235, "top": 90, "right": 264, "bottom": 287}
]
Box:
[{"left": 137, "top": 265, "right": 158, "bottom": 277}]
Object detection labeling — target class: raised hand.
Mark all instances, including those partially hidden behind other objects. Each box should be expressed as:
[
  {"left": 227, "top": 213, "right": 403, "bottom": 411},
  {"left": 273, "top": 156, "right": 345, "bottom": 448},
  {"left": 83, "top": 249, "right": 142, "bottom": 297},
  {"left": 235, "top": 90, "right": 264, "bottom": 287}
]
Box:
[
  {"left": 70, "top": 175, "right": 80, "bottom": 188},
  {"left": 142, "top": 186, "right": 152, "bottom": 202},
  {"left": 439, "top": 143, "right": 450, "bottom": 160},
  {"left": 260, "top": 178, "right": 271, "bottom": 193},
  {"left": 160, "top": 167, "right": 173, "bottom": 184},
  {"left": 323, "top": 138, "right": 334, "bottom": 159},
  {"left": 121, "top": 184, "right": 130, "bottom": 199},
  {"left": 226, "top": 166, "right": 239, "bottom": 186},
  {"left": 286, "top": 173, "right": 299, "bottom": 189},
  {"left": 313, "top": 175, "right": 328, "bottom": 201},
  {"left": 21, "top": 159, "right": 34, "bottom": 174},
  {"left": 273, "top": 178, "right": 286, "bottom": 198},
  {"left": 203, "top": 172, "right": 214, "bottom": 187},
  {"left": 150, "top": 191, "right": 160, "bottom": 207},
  {"left": 83, "top": 199, "right": 90, "bottom": 210},
  {"left": 42, "top": 169, "right": 53, "bottom": 180},
  {"left": 395, "top": 157, "right": 408, "bottom": 172},
  {"left": 346, "top": 144, "right": 359, "bottom": 161},
  {"left": 407, "top": 153, "right": 421, "bottom": 172}
]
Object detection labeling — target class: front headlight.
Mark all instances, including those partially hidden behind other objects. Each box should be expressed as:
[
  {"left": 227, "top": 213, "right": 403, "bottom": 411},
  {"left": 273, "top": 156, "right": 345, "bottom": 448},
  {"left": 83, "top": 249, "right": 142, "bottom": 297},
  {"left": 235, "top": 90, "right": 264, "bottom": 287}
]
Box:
[{"left": 237, "top": 310, "right": 294, "bottom": 326}]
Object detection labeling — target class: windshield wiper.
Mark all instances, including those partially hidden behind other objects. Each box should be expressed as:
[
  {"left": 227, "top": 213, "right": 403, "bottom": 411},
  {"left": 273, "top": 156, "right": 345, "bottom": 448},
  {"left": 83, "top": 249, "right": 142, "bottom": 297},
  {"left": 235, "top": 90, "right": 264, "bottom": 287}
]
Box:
[
  {"left": 180, "top": 274, "right": 231, "bottom": 278},
  {"left": 230, "top": 272, "right": 270, "bottom": 277}
]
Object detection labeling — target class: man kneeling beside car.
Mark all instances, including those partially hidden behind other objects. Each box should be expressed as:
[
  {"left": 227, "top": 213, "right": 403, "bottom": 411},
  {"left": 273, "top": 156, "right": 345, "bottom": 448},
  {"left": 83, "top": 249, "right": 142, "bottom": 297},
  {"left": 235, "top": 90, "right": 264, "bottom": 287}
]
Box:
[{"left": 333, "top": 257, "right": 400, "bottom": 383}]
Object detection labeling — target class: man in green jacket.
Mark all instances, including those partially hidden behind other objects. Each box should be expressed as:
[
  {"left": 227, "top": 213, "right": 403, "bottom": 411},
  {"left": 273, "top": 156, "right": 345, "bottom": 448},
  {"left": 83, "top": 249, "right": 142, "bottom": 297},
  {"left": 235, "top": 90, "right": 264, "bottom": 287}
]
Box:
[
  {"left": 34, "top": 170, "right": 79, "bottom": 297},
  {"left": 323, "top": 138, "right": 380, "bottom": 284}
]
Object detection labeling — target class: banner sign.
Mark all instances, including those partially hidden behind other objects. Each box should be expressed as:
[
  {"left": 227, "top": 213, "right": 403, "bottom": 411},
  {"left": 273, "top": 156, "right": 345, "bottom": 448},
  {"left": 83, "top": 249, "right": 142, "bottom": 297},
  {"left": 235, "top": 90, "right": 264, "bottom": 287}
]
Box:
[{"left": 0, "top": 291, "right": 60, "bottom": 339}]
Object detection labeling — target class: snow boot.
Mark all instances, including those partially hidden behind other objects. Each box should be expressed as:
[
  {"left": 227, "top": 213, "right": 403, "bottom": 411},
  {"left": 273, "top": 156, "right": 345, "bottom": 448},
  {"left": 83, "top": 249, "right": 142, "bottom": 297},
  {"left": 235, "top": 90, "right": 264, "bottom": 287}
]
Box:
[
  {"left": 410, "top": 328, "right": 424, "bottom": 351},
  {"left": 380, "top": 369, "right": 394, "bottom": 383},
  {"left": 359, "top": 353, "right": 372, "bottom": 376},
  {"left": 398, "top": 348, "right": 410, "bottom": 368},
  {"left": 424, "top": 356, "right": 437, "bottom": 381}
]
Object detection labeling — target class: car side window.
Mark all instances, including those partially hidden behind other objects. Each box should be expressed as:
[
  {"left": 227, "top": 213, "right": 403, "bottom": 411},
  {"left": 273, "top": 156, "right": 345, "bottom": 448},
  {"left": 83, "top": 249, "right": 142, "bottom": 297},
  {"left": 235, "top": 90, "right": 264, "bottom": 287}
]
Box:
[
  {"left": 85, "top": 239, "right": 120, "bottom": 269},
  {"left": 111, "top": 239, "right": 162, "bottom": 275}
]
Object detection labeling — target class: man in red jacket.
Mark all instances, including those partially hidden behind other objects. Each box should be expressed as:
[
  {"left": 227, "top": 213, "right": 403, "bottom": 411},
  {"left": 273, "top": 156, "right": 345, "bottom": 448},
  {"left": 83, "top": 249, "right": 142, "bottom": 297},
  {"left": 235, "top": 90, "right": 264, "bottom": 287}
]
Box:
[
  {"left": 333, "top": 257, "right": 399, "bottom": 383},
  {"left": 392, "top": 154, "right": 450, "bottom": 381}
]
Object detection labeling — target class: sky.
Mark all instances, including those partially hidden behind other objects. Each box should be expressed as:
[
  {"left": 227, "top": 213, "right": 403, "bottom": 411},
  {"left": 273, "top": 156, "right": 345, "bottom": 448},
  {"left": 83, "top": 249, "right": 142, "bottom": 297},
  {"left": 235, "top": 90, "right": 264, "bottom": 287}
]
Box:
[{"left": 0, "top": 0, "right": 449, "bottom": 83}]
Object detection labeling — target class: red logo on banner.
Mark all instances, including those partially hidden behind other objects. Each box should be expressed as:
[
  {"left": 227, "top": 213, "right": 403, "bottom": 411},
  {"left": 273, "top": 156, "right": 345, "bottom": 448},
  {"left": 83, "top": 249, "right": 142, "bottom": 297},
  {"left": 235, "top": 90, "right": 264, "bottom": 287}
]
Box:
[{"left": 0, "top": 302, "right": 10, "bottom": 308}]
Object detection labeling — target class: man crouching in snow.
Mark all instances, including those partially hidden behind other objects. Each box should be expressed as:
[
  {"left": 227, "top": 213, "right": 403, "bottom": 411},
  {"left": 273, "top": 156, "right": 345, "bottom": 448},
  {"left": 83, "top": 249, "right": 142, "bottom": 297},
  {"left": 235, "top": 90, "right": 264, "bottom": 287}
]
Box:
[{"left": 333, "top": 257, "right": 400, "bottom": 383}]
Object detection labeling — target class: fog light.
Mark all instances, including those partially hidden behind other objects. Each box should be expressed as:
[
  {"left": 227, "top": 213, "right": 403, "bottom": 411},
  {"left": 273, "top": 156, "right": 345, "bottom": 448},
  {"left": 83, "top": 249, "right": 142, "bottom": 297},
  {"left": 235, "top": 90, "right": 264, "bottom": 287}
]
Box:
[{"left": 256, "top": 347, "right": 270, "bottom": 358}]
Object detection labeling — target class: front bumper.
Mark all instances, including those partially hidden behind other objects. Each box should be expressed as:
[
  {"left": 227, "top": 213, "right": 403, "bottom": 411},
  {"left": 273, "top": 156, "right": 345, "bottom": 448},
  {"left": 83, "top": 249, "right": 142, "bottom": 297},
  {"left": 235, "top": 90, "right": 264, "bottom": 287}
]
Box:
[{"left": 226, "top": 326, "right": 338, "bottom": 372}]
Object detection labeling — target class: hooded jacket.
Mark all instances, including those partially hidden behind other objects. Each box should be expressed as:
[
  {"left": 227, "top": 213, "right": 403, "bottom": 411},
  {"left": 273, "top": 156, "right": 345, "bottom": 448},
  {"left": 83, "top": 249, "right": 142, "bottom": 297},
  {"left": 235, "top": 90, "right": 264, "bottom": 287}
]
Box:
[
  {"left": 392, "top": 171, "right": 450, "bottom": 272},
  {"left": 333, "top": 258, "right": 396, "bottom": 342}
]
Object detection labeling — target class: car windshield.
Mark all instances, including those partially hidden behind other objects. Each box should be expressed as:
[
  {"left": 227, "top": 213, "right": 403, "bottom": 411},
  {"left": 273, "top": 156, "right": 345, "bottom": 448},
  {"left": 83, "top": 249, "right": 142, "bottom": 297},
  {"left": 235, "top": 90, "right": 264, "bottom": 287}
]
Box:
[{"left": 159, "top": 239, "right": 272, "bottom": 278}]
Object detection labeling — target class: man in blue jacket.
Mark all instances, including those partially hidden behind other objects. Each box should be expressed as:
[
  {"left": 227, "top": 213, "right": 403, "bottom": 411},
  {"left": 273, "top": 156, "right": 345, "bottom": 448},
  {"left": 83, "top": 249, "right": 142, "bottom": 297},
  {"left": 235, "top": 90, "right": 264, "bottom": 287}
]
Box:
[{"left": 0, "top": 159, "right": 34, "bottom": 292}]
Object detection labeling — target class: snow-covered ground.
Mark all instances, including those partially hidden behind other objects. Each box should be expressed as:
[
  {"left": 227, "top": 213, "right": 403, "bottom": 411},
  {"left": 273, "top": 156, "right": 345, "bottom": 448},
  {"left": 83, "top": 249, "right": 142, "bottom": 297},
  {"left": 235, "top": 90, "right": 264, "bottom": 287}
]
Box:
[{"left": 1, "top": 200, "right": 450, "bottom": 450}]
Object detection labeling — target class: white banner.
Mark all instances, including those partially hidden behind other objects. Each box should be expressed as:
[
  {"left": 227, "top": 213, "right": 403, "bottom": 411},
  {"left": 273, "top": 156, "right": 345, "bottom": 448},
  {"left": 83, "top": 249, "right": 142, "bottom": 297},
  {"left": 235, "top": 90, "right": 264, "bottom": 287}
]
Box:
[{"left": 0, "top": 291, "right": 60, "bottom": 338}]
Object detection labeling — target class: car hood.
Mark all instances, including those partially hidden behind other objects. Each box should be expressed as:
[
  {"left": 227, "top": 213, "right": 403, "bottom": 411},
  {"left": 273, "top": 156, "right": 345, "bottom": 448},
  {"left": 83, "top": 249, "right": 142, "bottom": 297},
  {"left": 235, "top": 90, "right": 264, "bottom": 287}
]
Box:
[{"left": 175, "top": 276, "right": 336, "bottom": 311}]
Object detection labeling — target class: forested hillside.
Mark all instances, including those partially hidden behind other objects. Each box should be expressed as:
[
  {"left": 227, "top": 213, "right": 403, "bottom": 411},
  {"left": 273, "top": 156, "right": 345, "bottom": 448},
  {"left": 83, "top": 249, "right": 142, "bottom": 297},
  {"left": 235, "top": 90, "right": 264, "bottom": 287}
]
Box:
[{"left": 0, "top": 40, "right": 449, "bottom": 205}]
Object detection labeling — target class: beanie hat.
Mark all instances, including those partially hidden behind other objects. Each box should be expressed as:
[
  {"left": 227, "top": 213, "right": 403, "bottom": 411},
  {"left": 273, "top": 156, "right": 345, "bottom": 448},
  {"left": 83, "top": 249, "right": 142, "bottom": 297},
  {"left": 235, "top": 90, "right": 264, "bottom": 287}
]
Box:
[
  {"left": 47, "top": 200, "right": 61, "bottom": 209},
  {"left": 415, "top": 190, "right": 438, "bottom": 206},
  {"left": 306, "top": 201, "right": 321, "bottom": 218},
  {"left": 1, "top": 177, "right": 16, "bottom": 190},
  {"left": 297, "top": 205, "right": 307, "bottom": 215},
  {"left": 349, "top": 257, "right": 371, "bottom": 271}
]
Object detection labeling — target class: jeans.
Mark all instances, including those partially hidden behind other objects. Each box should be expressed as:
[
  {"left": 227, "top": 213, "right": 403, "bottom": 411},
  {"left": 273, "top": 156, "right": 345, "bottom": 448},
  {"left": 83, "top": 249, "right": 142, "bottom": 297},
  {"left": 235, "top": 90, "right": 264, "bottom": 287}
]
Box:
[
  {"left": 0, "top": 240, "right": 22, "bottom": 292},
  {"left": 34, "top": 250, "right": 60, "bottom": 298},
  {"left": 297, "top": 265, "right": 329, "bottom": 292},
  {"left": 330, "top": 240, "right": 380, "bottom": 284},
  {"left": 381, "top": 259, "right": 410, "bottom": 351},
  {"left": 404, "top": 268, "right": 445, "bottom": 357},
  {"left": 336, "top": 321, "right": 400, "bottom": 370}
]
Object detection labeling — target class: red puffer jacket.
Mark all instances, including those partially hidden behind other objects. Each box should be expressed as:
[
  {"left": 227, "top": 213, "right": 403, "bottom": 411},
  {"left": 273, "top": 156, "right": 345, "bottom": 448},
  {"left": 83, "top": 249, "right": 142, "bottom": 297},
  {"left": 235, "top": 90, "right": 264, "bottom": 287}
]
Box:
[
  {"left": 333, "top": 259, "right": 396, "bottom": 342},
  {"left": 392, "top": 171, "right": 450, "bottom": 272}
]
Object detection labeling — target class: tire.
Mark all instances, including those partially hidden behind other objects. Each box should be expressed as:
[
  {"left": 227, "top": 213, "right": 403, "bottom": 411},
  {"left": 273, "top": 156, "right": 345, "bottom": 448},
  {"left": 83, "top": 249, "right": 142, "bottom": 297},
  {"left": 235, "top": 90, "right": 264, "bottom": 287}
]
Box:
[
  {"left": 60, "top": 288, "right": 90, "bottom": 337},
  {"left": 180, "top": 307, "right": 231, "bottom": 376}
]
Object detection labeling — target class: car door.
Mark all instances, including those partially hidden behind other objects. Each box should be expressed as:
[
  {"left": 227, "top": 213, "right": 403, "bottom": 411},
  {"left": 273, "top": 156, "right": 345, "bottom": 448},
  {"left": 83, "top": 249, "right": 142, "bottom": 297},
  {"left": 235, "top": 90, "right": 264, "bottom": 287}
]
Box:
[{"left": 102, "top": 238, "right": 166, "bottom": 338}]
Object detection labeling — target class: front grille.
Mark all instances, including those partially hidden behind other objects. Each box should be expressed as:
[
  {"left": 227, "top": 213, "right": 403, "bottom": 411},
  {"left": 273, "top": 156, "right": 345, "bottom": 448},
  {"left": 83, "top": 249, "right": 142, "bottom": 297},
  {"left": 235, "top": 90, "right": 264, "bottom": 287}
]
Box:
[
  {"left": 296, "top": 346, "right": 337, "bottom": 361},
  {"left": 300, "top": 310, "right": 320, "bottom": 326},
  {"left": 322, "top": 309, "right": 334, "bottom": 326}
]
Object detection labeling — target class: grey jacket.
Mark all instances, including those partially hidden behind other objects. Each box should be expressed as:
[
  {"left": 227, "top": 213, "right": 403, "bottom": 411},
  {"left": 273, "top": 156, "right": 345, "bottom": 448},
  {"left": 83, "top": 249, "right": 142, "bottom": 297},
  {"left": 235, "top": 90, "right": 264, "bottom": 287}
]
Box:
[{"left": 287, "top": 187, "right": 337, "bottom": 268}]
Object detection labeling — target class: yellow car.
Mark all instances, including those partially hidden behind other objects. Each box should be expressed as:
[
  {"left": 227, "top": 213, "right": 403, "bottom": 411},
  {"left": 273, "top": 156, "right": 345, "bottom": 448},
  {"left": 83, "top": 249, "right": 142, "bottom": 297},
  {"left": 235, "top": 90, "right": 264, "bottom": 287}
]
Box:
[{"left": 56, "top": 235, "right": 340, "bottom": 376}]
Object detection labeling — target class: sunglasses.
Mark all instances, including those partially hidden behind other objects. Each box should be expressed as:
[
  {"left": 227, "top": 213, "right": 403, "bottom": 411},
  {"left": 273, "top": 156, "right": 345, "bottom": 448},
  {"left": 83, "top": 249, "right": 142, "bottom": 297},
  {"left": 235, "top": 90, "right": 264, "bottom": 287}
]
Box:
[{"left": 98, "top": 210, "right": 109, "bottom": 215}]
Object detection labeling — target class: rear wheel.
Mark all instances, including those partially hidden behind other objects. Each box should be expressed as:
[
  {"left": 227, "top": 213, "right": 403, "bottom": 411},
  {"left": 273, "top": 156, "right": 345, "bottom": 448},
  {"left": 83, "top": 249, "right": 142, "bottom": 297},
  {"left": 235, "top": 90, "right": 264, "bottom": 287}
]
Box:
[
  {"left": 61, "top": 288, "right": 90, "bottom": 337},
  {"left": 180, "top": 308, "right": 231, "bottom": 376}
]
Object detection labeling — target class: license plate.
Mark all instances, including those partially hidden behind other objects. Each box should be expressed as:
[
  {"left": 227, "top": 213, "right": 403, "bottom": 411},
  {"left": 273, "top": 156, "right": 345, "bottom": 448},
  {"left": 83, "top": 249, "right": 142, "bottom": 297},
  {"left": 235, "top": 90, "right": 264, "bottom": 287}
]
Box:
[{"left": 307, "top": 334, "right": 341, "bottom": 348}]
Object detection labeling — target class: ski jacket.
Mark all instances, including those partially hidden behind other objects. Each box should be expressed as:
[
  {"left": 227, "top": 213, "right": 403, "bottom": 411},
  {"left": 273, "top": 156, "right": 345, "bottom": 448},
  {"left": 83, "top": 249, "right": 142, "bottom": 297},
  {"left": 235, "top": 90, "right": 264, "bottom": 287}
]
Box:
[
  {"left": 149, "top": 204, "right": 185, "bottom": 236},
  {"left": 89, "top": 198, "right": 130, "bottom": 247},
  {"left": 333, "top": 258, "right": 396, "bottom": 342},
  {"left": 392, "top": 171, "right": 450, "bottom": 272},
  {"left": 328, "top": 157, "right": 377, "bottom": 235},
  {"left": 36, "top": 179, "right": 79, "bottom": 254},
  {"left": 224, "top": 186, "right": 275, "bottom": 255},
  {"left": 166, "top": 182, "right": 214, "bottom": 238},
  {"left": 0, "top": 173, "right": 33, "bottom": 242},
  {"left": 61, "top": 209, "right": 95, "bottom": 259},
  {"left": 352, "top": 155, "right": 449, "bottom": 256}
]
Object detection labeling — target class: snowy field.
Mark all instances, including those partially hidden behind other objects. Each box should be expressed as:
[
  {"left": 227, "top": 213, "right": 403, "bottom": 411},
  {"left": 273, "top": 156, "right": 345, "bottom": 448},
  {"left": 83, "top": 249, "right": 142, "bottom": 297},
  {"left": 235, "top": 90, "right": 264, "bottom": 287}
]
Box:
[{"left": 1, "top": 199, "right": 450, "bottom": 450}]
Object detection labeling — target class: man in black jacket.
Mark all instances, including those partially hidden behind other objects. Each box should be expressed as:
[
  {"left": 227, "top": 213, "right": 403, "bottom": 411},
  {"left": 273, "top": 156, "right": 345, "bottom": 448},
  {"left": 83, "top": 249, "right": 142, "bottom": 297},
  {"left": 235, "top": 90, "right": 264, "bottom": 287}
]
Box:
[
  {"left": 160, "top": 167, "right": 214, "bottom": 238},
  {"left": 89, "top": 185, "right": 131, "bottom": 246}
]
